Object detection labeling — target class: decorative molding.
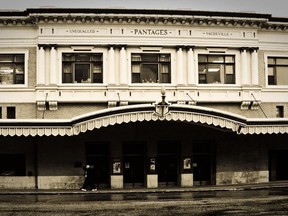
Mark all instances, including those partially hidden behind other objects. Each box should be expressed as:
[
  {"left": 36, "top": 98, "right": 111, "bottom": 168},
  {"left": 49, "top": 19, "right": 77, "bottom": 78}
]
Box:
[
  {"left": 241, "top": 101, "right": 250, "bottom": 110},
  {"left": 0, "top": 10, "right": 287, "bottom": 31}
]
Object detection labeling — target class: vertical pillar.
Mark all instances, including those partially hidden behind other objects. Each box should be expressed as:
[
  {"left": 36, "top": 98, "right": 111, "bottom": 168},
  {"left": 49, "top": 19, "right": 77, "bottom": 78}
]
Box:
[
  {"left": 187, "top": 47, "right": 195, "bottom": 85},
  {"left": 177, "top": 47, "right": 184, "bottom": 85},
  {"left": 110, "top": 141, "right": 123, "bottom": 189},
  {"left": 241, "top": 48, "right": 249, "bottom": 85},
  {"left": 251, "top": 48, "right": 259, "bottom": 86},
  {"left": 147, "top": 141, "right": 158, "bottom": 188},
  {"left": 181, "top": 141, "right": 193, "bottom": 187},
  {"left": 119, "top": 46, "right": 127, "bottom": 85},
  {"left": 37, "top": 45, "right": 46, "bottom": 85},
  {"left": 108, "top": 46, "right": 115, "bottom": 85},
  {"left": 49, "top": 46, "right": 57, "bottom": 85}
]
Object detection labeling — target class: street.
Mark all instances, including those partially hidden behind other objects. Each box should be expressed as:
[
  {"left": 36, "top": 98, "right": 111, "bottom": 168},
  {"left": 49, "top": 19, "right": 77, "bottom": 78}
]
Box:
[{"left": 0, "top": 188, "right": 288, "bottom": 215}]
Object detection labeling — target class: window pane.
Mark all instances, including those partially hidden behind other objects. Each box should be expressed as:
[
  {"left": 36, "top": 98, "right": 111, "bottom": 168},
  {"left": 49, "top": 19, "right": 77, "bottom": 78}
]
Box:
[
  {"left": 208, "top": 56, "right": 224, "bottom": 63},
  {"left": 226, "top": 74, "right": 234, "bottom": 84},
  {"left": 93, "top": 73, "right": 102, "bottom": 83},
  {"left": 75, "top": 54, "right": 90, "bottom": 61},
  {"left": 15, "top": 74, "right": 24, "bottom": 84},
  {"left": 225, "top": 65, "right": 234, "bottom": 74},
  {"left": 0, "top": 64, "right": 13, "bottom": 73},
  {"left": 75, "top": 64, "right": 90, "bottom": 83},
  {"left": 207, "top": 64, "right": 221, "bottom": 83},
  {"left": 132, "top": 73, "right": 140, "bottom": 83},
  {"left": 63, "top": 64, "right": 71, "bottom": 73},
  {"left": 7, "top": 107, "right": 16, "bottom": 119},
  {"left": 0, "top": 55, "right": 13, "bottom": 62},
  {"left": 276, "top": 66, "right": 288, "bottom": 85},
  {"left": 198, "top": 55, "right": 207, "bottom": 63},
  {"left": 0, "top": 64, "right": 13, "bottom": 84},
  {"left": 132, "top": 55, "right": 141, "bottom": 61},
  {"left": 160, "top": 64, "right": 169, "bottom": 73},
  {"left": 15, "top": 65, "right": 24, "bottom": 74},
  {"left": 268, "top": 76, "right": 275, "bottom": 85},
  {"left": 159, "top": 54, "right": 170, "bottom": 62},
  {"left": 63, "top": 54, "right": 73, "bottom": 61},
  {"left": 142, "top": 54, "right": 158, "bottom": 62},
  {"left": 92, "top": 64, "right": 102, "bottom": 73},
  {"left": 199, "top": 74, "right": 206, "bottom": 83},
  {"left": 225, "top": 56, "right": 234, "bottom": 63},
  {"left": 268, "top": 67, "right": 274, "bottom": 76},
  {"left": 268, "top": 58, "right": 275, "bottom": 65},
  {"left": 63, "top": 73, "right": 72, "bottom": 83},
  {"left": 132, "top": 64, "right": 140, "bottom": 73},
  {"left": 276, "top": 58, "right": 288, "bottom": 65},
  {"left": 141, "top": 64, "right": 158, "bottom": 83},
  {"left": 92, "top": 54, "right": 102, "bottom": 62},
  {"left": 15, "top": 55, "right": 24, "bottom": 62},
  {"left": 161, "top": 73, "right": 170, "bottom": 83},
  {"left": 198, "top": 65, "right": 206, "bottom": 74},
  {"left": 276, "top": 106, "right": 284, "bottom": 118}
]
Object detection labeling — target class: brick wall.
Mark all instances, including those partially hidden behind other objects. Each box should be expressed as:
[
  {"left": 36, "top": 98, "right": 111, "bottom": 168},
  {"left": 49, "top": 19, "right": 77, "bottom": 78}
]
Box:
[{"left": 216, "top": 135, "right": 269, "bottom": 185}]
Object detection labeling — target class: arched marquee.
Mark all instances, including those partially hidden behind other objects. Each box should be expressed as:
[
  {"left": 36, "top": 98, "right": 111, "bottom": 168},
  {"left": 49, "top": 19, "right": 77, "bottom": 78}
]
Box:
[{"left": 0, "top": 104, "right": 288, "bottom": 137}]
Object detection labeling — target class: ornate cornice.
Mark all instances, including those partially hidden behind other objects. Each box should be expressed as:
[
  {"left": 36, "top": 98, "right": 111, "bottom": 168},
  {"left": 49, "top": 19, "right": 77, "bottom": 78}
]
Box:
[{"left": 0, "top": 8, "right": 287, "bottom": 31}]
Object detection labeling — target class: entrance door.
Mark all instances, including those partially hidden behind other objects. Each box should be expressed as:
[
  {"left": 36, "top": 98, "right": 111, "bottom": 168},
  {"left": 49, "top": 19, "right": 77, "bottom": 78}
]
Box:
[
  {"left": 269, "top": 150, "right": 288, "bottom": 181},
  {"left": 193, "top": 142, "right": 213, "bottom": 186},
  {"left": 158, "top": 142, "right": 179, "bottom": 187},
  {"left": 123, "top": 142, "right": 146, "bottom": 188},
  {"left": 86, "top": 142, "right": 110, "bottom": 189}
]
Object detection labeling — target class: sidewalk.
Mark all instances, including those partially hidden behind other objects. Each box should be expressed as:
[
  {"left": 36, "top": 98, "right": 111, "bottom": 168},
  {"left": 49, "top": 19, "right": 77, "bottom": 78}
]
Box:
[{"left": 1, "top": 181, "right": 288, "bottom": 195}]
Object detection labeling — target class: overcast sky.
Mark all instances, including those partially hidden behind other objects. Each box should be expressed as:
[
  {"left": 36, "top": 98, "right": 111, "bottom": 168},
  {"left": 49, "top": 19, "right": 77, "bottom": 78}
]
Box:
[{"left": 0, "top": 0, "right": 287, "bottom": 17}]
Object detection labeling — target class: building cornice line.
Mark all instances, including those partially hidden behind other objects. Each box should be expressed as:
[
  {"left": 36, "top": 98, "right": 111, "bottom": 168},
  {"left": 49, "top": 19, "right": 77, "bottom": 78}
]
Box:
[{"left": 0, "top": 8, "right": 287, "bottom": 31}]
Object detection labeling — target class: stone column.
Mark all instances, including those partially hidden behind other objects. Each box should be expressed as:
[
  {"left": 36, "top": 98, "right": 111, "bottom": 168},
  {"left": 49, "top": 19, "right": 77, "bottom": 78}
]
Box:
[
  {"left": 49, "top": 46, "right": 57, "bottom": 85},
  {"left": 251, "top": 48, "right": 259, "bottom": 86},
  {"left": 177, "top": 47, "right": 184, "bottom": 85},
  {"left": 119, "top": 46, "right": 127, "bottom": 85},
  {"left": 241, "top": 48, "right": 249, "bottom": 85},
  {"left": 108, "top": 46, "right": 115, "bottom": 84},
  {"left": 187, "top": 47, "right": 195, "bottom": 85},
  {"left": 37, "top": 45, "right": 46, "bottom": 85}
]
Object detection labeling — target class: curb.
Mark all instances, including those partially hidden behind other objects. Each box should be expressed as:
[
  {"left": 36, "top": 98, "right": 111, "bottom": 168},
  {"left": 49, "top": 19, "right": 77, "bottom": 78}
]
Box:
[{"left": 1, "top": 182, "right": 288, "bottom": 195}]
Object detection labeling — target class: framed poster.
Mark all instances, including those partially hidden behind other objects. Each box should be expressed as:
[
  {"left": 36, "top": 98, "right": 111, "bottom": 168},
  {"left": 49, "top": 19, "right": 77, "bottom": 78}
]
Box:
[
  {"left": 112, "top": 160, "right": 121, "bottom": 174},
  {"left": 183, "top": 158, "right": 191, "bottom": 170},
  {"left": 150, "top": 158, "right": 156, "bottom": 171},
  {"left": 148, "top": 157, "right": 157, "bottom": 174}
]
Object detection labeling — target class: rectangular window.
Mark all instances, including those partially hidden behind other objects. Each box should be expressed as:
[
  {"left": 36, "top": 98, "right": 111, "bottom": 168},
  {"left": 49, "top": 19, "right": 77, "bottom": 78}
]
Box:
[
  {"left": 0, "top": 54, "right": 25, "bottom": 85},
  {"left": 198, "top": 54, "right": 235, "bottom": 84},
  {"left": 268, "top": 57, "right": 288, "bottom": 85},
  {"left": 0, "top": 107, "right": 2, "bottom": 119},
  {"left": 7, "top": 107, "right": 16, "bottom": 119},
  {"left": 276, "top": 106, "right": 284, "bottom": 118},
  {"left": 131, "top": 53, "right": 171, "bottom": 83},
  {"left": 62, "top": 53, "right": 103, "bottom": 83}
]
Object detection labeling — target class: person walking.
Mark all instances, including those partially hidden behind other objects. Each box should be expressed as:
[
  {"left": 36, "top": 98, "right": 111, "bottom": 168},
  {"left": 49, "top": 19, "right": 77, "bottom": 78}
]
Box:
[{"left": 81, "top": 164, "right": 97, "bottom": 191}]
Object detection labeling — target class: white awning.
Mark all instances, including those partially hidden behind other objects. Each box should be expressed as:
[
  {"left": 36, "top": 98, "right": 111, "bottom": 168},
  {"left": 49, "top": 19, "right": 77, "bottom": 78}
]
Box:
[{"left": 0, "top": 104, "right": 287, "bottom": 136}]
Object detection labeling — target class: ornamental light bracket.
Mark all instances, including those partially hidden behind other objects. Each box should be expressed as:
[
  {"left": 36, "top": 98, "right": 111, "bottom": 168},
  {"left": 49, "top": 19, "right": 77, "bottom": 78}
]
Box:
[{"left": 154, "top": 86, "right": 171, "bottom": 119}]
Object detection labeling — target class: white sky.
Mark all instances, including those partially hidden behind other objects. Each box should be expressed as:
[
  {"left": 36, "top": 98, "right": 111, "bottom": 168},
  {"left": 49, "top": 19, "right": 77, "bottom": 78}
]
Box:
[{"left": 0, "top": 0, "right": 287, "bottom": 18}]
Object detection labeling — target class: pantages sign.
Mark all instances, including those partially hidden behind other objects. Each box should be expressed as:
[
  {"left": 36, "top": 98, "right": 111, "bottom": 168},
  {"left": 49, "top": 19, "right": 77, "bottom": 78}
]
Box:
[
  {"left": 133, "top": 29, "right": 169, "bottom": 35},
  {"left": 52, "top": 28, "right": 249, "bottom": 39}
]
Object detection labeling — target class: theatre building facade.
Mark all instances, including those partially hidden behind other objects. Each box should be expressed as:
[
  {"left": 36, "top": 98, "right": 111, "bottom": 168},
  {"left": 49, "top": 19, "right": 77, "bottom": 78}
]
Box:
[{"left": 1, "top": 8, "right": 288, "bottom": 189}]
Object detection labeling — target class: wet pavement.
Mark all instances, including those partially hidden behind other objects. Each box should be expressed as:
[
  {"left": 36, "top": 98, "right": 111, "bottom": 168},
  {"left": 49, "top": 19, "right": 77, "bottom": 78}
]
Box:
[{"left": 0, "top": 188, "right": 288, "bottom": 215}]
